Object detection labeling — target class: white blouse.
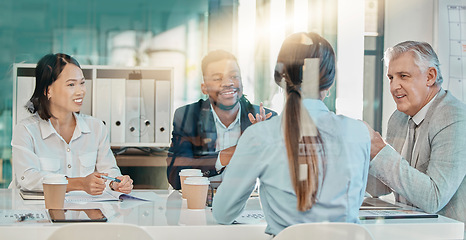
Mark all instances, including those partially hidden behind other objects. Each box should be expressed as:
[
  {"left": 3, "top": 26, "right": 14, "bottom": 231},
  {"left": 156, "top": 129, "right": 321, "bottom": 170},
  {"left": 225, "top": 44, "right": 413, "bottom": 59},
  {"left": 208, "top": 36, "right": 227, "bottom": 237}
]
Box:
[{"left": 11, "top": 112, "right": 121, "bottom": 191}]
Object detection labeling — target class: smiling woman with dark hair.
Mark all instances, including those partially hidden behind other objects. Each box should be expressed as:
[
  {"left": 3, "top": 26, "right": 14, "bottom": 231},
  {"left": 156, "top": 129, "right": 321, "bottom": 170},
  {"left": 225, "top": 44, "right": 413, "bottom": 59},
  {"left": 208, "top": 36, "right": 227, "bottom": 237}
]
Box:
[
  {"left": 11, "top": 53, "right": 133, "bottom": 195},
  {"left": 212, "top": 32, "right": 371, "bottom": 236}
]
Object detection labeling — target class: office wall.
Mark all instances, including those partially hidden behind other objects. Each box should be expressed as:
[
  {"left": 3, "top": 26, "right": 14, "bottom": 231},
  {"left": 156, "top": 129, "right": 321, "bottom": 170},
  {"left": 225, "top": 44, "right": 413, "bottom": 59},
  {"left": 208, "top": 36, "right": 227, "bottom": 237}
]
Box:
[{"left": 382, "top": 0, "right": 435, "bottom": 136}]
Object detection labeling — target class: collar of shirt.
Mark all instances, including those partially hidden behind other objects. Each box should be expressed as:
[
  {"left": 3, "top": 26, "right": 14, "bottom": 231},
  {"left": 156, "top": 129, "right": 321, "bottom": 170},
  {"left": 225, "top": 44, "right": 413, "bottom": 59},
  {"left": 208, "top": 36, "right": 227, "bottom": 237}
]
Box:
[
  {"left": 400, "top": 92, "right": 438, "bottom": 162},
  {"left": 411, "top": 92, "right": 438, "bottom": 125},
  {"left": 210, "top": 103, "right": 242, "bottom": 130},
  {"left": 210, "top": 103, "right": 242, "bottom": 151},
  {"left": 39, "top": 112, "right": 92, "bottom": 140}
]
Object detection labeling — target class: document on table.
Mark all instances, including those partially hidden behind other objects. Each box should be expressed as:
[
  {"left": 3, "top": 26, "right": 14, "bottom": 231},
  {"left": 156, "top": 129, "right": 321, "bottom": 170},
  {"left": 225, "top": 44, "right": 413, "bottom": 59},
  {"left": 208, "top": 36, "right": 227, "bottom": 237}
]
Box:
[
  {"left": 234, "top": 210, "right": 266, "bottom": 224},
  {"left": 360, "top": 197, "right": 400, "bottom": 210},
  {"left": 0, "top": 210, "right": 50, "bottom": 225},
  {"left": 65, "top": 190, "right": 154, "bottom": 203}
]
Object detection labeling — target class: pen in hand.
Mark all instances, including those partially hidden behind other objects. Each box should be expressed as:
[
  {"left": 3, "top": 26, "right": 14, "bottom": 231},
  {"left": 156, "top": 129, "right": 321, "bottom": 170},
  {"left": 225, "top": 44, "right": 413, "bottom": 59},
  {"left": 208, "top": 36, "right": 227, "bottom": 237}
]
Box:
[{"left": 101, "top": 175, "right": 121, "bottom": 183}]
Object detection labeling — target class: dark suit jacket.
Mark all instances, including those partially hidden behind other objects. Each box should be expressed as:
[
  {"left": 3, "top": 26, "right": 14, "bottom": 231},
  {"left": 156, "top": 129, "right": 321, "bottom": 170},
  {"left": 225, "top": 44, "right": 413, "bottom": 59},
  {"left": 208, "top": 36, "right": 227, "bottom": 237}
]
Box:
[{"left": 166, "top": 96, "right": 277, "bottom": 189}]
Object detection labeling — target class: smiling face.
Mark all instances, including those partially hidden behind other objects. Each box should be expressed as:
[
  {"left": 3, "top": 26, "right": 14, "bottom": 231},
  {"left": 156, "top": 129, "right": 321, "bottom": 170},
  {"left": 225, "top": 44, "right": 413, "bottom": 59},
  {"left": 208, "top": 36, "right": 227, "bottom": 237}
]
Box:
[
  {"left": 47, "top": 64, "right": 86, "bottom": 117},
  {"left": 387, "top": 52, "right": 439, "bottom": 116},
  {"left": 201, "top": 59, "right": 243, "bottom": 112}
]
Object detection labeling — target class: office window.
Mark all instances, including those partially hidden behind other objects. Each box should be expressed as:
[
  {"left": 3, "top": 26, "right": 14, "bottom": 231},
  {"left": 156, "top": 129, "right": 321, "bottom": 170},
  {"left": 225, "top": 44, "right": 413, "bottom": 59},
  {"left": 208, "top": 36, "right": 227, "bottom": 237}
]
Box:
[
  {"left": 0, "top": 0, "right": 367, "bottom": 188},
  {"left": 363, "top": 0, "right": 384, "bottom": 133}
]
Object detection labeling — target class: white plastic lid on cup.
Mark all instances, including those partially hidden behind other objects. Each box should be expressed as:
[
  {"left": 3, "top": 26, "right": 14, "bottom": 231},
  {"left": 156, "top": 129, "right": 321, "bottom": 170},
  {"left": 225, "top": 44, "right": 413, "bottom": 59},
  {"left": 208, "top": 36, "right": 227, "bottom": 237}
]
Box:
[
  {"left": 42, "top": 174, "right": 68, "bottom": 184},
  {"left": 179, "top": 169, "right": 203, "bottom": 177},
  {"left": 184, "top": 177, "right": 210, "bottom": 185}
]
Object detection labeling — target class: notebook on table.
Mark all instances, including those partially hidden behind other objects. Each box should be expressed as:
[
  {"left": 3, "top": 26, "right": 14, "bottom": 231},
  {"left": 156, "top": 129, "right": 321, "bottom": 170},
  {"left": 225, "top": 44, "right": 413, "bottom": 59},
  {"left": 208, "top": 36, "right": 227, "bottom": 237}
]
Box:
[
  {"left": 19, "top": 190, "right": 44, "bottom": 200},
  {"left": 359, "top": 209, "right": 438, "bottom": 220}
]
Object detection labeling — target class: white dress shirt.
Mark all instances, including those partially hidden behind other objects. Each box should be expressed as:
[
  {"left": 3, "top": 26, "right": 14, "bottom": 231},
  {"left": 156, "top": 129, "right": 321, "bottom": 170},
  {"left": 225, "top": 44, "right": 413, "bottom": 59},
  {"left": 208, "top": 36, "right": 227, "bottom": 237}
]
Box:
[
  {"left": 210, "top": 104, "right": 242, "bottom": 171},
  {"left": 208, "top": 104, "right": 242, "bottom": 186},
  {"left": 401, "top": 93, "right": 437, "bottom": 160},
  {"left": 11, "top": 113, "right": 121, "bottom": 191}
]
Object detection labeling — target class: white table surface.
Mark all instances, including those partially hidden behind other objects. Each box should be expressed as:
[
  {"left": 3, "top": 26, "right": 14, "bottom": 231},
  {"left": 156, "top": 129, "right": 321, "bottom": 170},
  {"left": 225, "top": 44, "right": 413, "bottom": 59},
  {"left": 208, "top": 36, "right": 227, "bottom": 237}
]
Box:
[{"left": 0, "top": 189, "right": 463, "bottom": 240}]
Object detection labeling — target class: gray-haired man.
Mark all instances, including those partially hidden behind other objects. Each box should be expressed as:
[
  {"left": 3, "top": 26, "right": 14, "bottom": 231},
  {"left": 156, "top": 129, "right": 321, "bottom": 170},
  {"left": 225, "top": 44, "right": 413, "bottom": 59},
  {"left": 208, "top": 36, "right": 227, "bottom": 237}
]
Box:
[{"left": 366, "top": 41, "right": 466, "bottom": 226}]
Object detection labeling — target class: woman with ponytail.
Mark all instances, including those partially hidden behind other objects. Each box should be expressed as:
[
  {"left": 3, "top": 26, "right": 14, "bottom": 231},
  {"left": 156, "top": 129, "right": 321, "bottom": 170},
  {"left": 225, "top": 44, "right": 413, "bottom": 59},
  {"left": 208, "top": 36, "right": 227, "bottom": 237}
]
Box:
[{"left": 212, "top": 32, "right": 370, "bottom": 236}]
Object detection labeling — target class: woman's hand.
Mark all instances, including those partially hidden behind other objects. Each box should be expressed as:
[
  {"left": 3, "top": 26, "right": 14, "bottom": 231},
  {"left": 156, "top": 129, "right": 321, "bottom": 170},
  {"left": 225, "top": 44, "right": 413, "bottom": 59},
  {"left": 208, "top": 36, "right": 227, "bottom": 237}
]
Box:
[
  {"left": 82, "top": 172, "right": 107, "bottom": 195},
  {"left": 110, "top": 175, "right": 134, "bottom": 194}
]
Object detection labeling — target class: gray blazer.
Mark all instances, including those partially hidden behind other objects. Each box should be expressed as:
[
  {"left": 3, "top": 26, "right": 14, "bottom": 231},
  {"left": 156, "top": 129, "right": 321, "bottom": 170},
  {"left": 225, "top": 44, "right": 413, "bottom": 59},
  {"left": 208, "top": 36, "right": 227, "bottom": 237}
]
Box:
[{"left": 367, "top": 89, "right": 466, "bottom": 225}]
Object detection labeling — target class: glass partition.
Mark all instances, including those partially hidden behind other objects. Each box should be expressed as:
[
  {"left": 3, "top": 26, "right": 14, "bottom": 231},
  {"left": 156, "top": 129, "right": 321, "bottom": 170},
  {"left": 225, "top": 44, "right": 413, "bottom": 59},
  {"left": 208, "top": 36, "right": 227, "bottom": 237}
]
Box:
[{"left": 0, "top": 0, "right": 382, "bottom": 188}]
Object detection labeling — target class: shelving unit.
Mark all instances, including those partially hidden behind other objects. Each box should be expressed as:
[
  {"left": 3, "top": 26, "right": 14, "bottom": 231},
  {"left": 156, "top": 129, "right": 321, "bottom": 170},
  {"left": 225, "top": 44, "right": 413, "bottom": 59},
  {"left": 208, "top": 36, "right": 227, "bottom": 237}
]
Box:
[{"left": 13, "top": 64, "right": 174, "bottom": 147}]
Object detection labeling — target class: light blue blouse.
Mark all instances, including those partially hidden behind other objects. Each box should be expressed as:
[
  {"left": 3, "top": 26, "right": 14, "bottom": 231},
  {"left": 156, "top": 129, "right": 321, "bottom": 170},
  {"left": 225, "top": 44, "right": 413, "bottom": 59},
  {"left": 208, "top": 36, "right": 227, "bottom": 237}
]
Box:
[{"left": 212, "top": 99, "right": 370, "bottom": 236}]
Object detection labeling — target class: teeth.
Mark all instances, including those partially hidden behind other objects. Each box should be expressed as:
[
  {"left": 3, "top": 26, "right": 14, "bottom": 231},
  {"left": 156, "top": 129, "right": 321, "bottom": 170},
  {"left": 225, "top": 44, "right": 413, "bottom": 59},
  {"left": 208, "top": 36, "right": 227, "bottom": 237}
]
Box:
[
  {"left": 74, "top": 99, "right": 83, "bottom": 103},
  {"left": 221, "top": 91, "right": 235, "bottom": 95}
]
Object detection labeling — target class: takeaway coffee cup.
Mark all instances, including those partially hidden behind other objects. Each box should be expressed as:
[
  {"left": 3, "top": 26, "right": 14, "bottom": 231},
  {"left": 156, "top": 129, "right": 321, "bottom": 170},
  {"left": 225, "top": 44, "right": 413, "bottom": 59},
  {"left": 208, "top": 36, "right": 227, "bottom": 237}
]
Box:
[
  {"left": 179, "top": 169, "right": 203, "bottom": 199},
  {"left": 42, "top": 174, "right": 68, "bottom": 209},
  {"left": 183, "top": 177, "right": 210, "bottom": 210}
]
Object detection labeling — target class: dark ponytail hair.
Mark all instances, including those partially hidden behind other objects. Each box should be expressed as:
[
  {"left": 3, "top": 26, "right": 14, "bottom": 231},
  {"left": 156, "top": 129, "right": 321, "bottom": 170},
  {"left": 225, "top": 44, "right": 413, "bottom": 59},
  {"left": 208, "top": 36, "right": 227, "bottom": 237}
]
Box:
[
  {"left": 275, "top": 32, "right": 335, "bottom": 211},
  {"left": 29, "top": 53, "right": 81, "bottom": 120}
]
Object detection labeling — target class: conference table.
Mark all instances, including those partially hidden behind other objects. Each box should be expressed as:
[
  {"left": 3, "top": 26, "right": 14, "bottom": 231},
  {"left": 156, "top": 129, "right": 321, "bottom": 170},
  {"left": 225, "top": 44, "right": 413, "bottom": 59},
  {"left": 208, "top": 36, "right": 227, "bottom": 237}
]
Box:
[{"left": 0, "top": 189, "right": 464, "bottom": 240}]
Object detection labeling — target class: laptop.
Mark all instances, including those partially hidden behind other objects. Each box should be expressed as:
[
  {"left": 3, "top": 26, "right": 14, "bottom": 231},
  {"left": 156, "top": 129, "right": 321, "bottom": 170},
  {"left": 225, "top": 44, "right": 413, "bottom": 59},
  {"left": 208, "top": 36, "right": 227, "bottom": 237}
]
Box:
[{"left": 360, "top": 197, "right": 401, "bottom": 210}]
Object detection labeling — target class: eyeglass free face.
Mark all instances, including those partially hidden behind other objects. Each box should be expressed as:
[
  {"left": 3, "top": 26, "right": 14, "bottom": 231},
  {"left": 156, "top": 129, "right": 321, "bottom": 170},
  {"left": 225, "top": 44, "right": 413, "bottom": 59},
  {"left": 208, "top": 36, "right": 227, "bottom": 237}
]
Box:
[
  {"left": 202, "top": 59, "right": 243, "bottom": 111},
  {"left": 47, "top": 64, "right": 86, "bottom": 116},
  {"left": 387, "top": 52, "right": 438, "bottom": 117}
]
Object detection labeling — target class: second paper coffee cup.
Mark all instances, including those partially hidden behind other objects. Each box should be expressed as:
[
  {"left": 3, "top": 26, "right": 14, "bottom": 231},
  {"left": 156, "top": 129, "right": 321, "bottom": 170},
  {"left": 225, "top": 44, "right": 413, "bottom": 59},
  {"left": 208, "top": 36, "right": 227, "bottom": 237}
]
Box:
[{"left": 183, "top": 177, "right": 210, "bottom": 210}]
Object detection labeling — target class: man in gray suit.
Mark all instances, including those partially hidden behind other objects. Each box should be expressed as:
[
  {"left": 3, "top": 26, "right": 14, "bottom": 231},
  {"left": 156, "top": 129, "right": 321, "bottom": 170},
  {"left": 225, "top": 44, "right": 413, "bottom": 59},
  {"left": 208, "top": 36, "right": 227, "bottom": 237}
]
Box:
[{"left": 366, "top": 41, "right": 466, "bottom": 226}]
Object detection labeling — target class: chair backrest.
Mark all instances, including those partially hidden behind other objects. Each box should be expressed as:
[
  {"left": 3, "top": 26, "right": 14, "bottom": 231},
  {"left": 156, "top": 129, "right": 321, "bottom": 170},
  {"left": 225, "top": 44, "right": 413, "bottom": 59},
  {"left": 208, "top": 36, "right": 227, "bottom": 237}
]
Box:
[
  {"left": 47, "top": 223, "right": 154, "bottom": 240},
  {"left": 274, "top": 222, "right": 374, "bottom": 240}
]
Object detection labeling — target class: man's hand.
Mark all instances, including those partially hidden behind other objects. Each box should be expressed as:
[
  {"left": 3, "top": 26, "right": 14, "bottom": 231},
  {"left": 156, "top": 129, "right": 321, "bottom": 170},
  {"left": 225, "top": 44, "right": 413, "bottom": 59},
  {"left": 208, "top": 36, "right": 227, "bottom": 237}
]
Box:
[
  {"left": 82, "top": 172, "right": 107, "bottom": 195},
  {"left": 220, "top": 145, "right": 236, "bottom": 166},
  {"left": 110, "top": 175, "right": 134, "bottom": 194},
  {"left": 363, "top": 121, "right": 387, "bottom": 159},
  {"left": 248, "top": 102, "right": 273, "bottom": 124}
]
